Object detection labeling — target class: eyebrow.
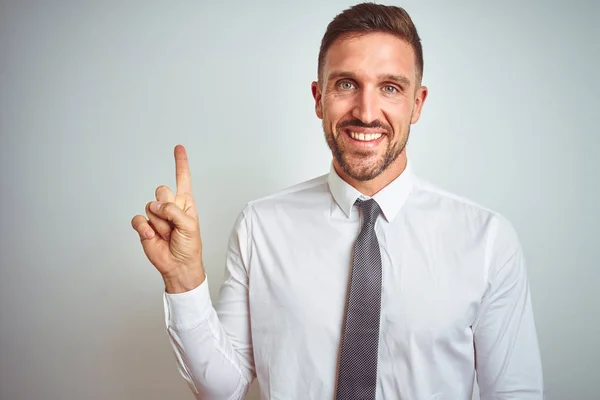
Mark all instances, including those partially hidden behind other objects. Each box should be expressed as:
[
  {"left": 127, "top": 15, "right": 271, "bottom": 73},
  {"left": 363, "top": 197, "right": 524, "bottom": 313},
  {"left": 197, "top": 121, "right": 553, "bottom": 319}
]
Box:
[
  {"left": 379, "top": 74, "right": 411, "bottom": 87},
  {"left": 327, "top": 71, "right": 412, "bottom": 87}
]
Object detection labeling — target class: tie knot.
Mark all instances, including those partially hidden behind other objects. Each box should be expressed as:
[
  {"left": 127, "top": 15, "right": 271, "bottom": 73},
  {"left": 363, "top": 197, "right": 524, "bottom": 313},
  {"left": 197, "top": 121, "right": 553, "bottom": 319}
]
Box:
[{"left": 356, "top": 198, "right": 381, "bottom": 226}]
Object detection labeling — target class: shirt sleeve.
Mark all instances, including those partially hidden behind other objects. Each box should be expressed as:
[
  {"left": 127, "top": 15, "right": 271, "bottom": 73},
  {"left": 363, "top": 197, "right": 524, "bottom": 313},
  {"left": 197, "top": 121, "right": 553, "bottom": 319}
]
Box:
[
  {"left": 473, "top": 215, "right": 545, "bottom": 399},
  {"left": 162, "top": 206, "right": 255, "bottom": 400}
]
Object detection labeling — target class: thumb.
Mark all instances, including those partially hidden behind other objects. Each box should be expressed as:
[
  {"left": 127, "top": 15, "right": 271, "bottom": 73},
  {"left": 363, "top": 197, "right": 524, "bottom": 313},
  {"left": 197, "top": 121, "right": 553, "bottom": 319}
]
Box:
[{"left": 149, "top": 201, "right": 196, "bottom": 232}]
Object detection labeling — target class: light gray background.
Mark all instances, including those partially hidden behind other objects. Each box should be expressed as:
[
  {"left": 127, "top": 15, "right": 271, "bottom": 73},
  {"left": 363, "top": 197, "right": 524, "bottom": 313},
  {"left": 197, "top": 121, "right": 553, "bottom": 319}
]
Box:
[{"left": 1, "top": 0, "right": 598, "bottom": 399}]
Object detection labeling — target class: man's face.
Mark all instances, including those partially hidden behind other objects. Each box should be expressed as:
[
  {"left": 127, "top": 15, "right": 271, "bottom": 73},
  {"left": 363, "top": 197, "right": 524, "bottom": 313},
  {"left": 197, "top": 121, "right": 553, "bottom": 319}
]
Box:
[{"left": 312, "top": 32, "right": 427, "bottom": 182}]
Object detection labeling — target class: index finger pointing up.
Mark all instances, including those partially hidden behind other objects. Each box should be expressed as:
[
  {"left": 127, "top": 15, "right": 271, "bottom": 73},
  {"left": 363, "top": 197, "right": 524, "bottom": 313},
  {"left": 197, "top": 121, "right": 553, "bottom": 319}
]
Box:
[{"left": 174, "top": 144, "right": 193, "bottom": 195}]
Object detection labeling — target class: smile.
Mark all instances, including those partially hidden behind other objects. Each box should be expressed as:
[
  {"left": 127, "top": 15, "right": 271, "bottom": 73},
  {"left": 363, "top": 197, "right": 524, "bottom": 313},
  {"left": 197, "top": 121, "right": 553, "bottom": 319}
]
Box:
[
  {"left": 348, "top": 131, "right": 383, "bottom": 141},
  {"left": 343, "top": 129, "right": 387, "bottom": 149}
]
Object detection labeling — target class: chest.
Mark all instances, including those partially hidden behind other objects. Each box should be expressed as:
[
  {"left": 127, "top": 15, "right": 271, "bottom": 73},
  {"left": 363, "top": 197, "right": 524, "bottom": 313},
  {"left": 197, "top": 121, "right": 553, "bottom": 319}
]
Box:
[{"left": 247, "top": 215, "right": 487, "bottom": 343}]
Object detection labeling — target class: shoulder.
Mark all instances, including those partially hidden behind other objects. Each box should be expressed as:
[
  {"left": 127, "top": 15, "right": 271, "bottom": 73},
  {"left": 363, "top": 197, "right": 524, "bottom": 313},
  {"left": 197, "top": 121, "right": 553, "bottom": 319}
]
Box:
[
  {"left": 249, "top": 173, "right": 329, "bottom": 206},
  {"left": 410, "top": 174, "right": 521, "bottom": 251},
  {"left": 411, "top": 174, "right": 497, "bottom": 215},
  {"left": 235, "top": 173, "right": 330, "bottom": 221},
  {"left": 411, "top": 174, "right": 525, "bottom": 283}
]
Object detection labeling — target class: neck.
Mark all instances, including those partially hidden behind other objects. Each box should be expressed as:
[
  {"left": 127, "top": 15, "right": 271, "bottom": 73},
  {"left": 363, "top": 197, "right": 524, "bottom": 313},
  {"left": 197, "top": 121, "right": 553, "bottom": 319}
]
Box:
[{"left": 334, "top": 153, "right": 408, "bottom": 197}]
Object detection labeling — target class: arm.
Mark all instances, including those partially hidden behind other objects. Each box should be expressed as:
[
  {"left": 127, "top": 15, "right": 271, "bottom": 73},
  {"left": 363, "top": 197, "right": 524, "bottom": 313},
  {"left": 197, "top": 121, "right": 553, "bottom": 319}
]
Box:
[
  {"left": 473, "top": 216, "right": 544, "bottom": 399},
  {"left": 163, "top": 208, "right": 255, "bottom": 400}
]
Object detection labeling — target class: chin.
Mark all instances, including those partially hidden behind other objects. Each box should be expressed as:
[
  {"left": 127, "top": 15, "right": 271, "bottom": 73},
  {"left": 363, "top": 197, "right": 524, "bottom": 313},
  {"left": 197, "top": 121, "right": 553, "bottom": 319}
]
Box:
[{"left": 341, "top": 158, "right": 386, "bottom": 182}]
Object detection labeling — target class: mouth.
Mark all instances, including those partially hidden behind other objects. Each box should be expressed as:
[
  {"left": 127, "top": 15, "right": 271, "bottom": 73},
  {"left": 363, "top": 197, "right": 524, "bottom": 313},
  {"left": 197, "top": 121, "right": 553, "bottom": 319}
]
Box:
[{"left": 343, "top": 128, "right": 387, "bottom": 149}]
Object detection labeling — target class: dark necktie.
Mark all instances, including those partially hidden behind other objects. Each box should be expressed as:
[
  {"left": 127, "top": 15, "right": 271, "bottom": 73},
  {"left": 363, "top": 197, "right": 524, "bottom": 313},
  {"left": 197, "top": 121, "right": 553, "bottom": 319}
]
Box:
[{"left": 335, "top": 198, "right": 383, "bottom": 400}]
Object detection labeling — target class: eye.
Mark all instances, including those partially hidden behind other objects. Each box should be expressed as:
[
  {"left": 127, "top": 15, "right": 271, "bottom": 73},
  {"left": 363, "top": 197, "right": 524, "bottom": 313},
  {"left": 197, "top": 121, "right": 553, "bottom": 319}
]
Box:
[
  {"left": 338, "top": 81, "right": 355, "bottom": 90},
  {"left": 382, "top": 85, "right": 398, "bottom": 94}
]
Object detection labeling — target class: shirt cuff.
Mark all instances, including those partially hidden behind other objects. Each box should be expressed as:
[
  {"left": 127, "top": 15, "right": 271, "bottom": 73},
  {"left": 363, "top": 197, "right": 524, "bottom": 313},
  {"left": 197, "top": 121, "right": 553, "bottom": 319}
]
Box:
[{"left": 163, "top": 275, "right": 213, "bottom": 330}]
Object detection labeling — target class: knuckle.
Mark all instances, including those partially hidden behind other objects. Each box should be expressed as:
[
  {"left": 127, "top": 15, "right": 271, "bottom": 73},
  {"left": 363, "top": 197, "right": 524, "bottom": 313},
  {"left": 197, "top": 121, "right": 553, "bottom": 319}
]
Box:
[
  {"left": 162, "top": 202, "right": 176, "bottom": 213},
  {"left": 153, "top": 216, "right": 170, "bottom": 229}
]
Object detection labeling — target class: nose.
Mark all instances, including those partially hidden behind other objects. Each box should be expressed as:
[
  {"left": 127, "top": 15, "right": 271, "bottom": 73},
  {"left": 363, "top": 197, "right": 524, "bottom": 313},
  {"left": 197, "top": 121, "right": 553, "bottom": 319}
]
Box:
[{"left": 351, "top": 86, "right": 380, "bottom": 125}]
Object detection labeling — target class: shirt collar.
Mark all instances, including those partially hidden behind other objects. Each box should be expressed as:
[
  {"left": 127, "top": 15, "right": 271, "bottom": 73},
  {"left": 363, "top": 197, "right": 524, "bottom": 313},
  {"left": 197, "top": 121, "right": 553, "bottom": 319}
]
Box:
[{"left": 327, "top": 160, "right": 414, "bottom": 223}]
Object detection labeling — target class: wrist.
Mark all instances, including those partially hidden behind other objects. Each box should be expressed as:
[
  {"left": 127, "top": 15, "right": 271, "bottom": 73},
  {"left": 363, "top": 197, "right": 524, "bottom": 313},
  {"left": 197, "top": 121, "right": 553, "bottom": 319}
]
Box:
[{"left": 163, "top": 269, "right": 206, "bottom": 294}]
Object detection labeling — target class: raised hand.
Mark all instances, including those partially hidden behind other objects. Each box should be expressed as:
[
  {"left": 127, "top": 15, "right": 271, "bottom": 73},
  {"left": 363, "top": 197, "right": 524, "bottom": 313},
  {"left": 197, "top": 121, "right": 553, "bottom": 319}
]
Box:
[{"left": 131, "top": 145, "right": 205, "bottom": 293}]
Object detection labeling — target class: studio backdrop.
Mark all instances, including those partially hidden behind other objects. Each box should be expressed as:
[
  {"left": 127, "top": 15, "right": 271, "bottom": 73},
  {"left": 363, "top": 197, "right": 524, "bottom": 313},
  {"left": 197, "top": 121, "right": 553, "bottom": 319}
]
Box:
[{"left": 0, "top": 1, "right": 598, "bottom": 399}]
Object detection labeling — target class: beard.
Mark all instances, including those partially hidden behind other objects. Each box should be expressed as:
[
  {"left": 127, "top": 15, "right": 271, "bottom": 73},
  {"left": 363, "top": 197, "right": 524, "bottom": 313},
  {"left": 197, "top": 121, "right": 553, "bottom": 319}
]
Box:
[{"left": 324, "top": 119, "right": 409, "bottom": 181}]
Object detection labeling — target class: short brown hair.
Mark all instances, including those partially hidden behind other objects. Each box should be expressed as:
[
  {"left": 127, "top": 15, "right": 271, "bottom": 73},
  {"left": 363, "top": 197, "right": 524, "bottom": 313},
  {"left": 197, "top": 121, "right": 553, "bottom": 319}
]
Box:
[{"left": 317, "top": 2, "right": 424, "bottom": 85}]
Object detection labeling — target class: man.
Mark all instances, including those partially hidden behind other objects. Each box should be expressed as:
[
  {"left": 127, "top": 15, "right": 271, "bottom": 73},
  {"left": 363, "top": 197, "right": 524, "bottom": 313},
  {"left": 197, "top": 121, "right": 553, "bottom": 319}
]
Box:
[{"left": 131, "top": 3, "right": 544, "bottom": 399}]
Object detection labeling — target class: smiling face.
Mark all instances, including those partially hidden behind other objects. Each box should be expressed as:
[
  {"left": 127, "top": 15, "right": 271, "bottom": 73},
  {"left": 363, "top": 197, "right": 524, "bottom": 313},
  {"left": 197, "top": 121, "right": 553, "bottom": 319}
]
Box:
[{"left": 312, "top": 32, "right": 427, "bottom": 190}]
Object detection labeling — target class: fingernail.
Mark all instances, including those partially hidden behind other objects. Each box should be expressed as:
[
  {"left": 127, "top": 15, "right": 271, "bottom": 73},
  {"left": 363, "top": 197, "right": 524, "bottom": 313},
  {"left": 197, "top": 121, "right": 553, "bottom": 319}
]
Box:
[
  {"left": 151, "top": 202, "right": 162, "bottom": 212},
  {"left": 164, "top": 232, "right": 171, "bottom": 241},
  {"left": 145, "top": 230, "right": 155, "bottom": 239}
]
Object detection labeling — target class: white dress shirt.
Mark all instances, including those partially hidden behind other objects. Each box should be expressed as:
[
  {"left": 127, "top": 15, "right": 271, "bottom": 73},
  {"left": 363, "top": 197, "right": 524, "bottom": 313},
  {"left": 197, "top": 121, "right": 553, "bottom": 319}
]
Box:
[{"left": 163, "top": 160, "right": 544, "bottom": 400}]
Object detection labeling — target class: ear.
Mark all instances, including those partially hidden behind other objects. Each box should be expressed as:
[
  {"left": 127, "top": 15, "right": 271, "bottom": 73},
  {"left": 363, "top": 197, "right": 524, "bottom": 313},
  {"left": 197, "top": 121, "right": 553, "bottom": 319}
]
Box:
[
  {"left": 311, "top": 81, "right": 323, "bottom": 119},
  {"left": 410, "top": 85, "right": 428, "bottom": 124}
]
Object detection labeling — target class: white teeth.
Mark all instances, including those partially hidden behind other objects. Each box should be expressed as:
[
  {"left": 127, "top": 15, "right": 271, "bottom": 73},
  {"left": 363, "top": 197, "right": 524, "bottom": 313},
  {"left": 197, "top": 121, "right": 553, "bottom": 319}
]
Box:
[{"left": 349, "top": 131, "right": 383, "bottom": 141}]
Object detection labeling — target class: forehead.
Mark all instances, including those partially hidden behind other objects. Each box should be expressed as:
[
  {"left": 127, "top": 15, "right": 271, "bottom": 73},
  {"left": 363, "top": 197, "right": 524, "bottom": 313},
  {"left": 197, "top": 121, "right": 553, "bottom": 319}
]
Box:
[{"left": 323, "top": 32, "right": 416, "bottom": 82}]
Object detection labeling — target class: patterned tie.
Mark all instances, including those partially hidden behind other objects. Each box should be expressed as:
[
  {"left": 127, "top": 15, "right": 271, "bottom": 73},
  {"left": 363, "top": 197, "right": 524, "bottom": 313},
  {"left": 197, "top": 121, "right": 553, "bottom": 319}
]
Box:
[{"left": 335, "top": 198, "right": 383, "bottom": 400}]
